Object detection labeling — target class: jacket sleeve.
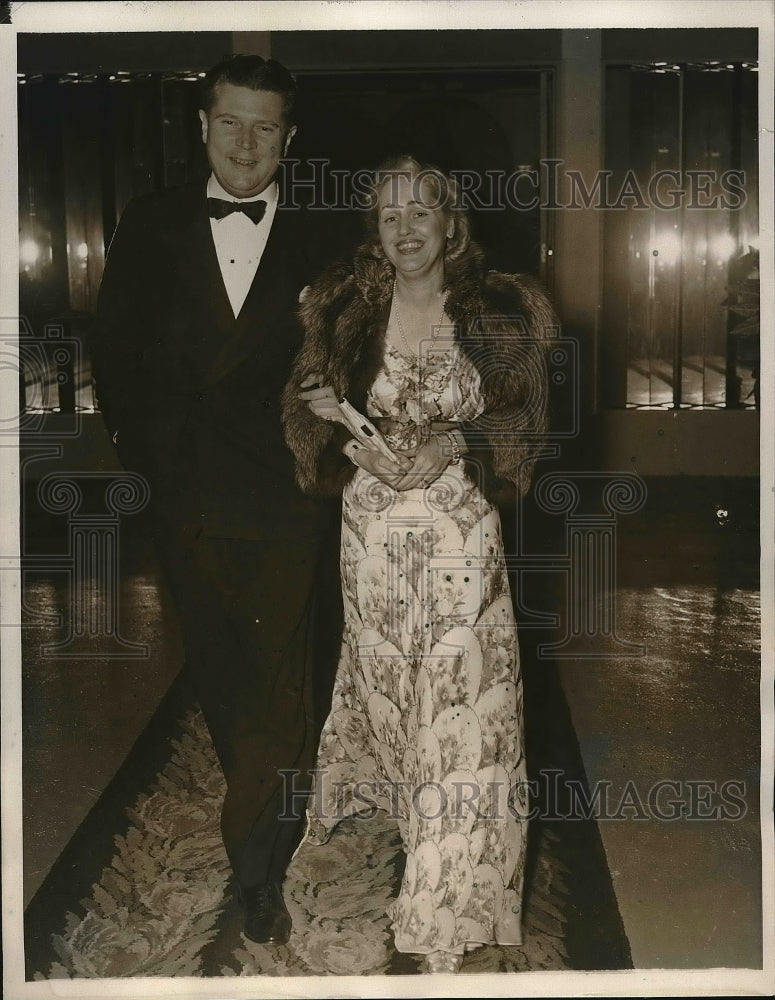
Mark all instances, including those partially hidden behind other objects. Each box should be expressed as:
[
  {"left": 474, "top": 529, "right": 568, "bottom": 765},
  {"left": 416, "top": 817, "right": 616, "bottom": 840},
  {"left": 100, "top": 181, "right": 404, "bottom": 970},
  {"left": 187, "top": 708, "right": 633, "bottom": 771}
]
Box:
[
  {"left": 458, "top": 272, "right": 558, "bottom": 502},
  {"left": 281, "top": 273, "right": 359, "bottom": 497},
  {"left": 90, "top": 197, "right": 159, "bottom": 476}
]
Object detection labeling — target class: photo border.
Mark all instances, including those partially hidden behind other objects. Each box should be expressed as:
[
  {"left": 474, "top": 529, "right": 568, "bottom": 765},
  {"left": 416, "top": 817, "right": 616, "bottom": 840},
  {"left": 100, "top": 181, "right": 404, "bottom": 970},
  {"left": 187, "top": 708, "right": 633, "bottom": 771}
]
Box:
[{"left": 2, "top": 3, "right": 773, "bottom": 998}]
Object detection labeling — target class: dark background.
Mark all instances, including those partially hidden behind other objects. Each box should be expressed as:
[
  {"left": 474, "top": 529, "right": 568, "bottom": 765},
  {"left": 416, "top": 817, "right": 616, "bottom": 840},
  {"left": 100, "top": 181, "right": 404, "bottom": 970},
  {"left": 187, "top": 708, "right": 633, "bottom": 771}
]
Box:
[
  {"left": 17, "top": 28, "right": 759, "bottom": 430},
  {"left": 15, "top": 27, "right": 764, "bottom": 972}
]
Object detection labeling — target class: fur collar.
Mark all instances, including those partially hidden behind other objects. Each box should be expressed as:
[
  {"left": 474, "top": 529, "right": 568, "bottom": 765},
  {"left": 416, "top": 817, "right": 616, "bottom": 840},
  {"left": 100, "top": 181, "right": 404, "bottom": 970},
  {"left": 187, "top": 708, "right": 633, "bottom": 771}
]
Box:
[{"left": 284, "top": 239, "right": 557, "bottom": 500}]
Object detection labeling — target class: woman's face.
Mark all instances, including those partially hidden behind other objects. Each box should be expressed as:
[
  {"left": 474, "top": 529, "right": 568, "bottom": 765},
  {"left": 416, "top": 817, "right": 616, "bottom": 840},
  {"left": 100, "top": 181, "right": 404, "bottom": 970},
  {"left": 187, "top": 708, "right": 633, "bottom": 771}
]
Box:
[{"left": 377, "top": 174, "right": 454, "bottom": 280}]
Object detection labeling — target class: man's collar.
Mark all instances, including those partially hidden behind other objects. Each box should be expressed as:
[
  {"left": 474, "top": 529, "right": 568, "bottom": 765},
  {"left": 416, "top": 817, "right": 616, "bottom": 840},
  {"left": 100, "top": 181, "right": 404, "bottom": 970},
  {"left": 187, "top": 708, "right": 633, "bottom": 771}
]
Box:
[{"left": 206, "top": 174, "right": 278, "bottom": 207}]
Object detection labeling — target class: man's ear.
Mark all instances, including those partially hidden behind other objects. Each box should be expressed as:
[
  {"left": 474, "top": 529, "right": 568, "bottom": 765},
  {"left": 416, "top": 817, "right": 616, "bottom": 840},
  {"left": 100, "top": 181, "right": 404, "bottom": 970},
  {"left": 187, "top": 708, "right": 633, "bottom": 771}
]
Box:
[
  {"left": 199, "top": 109, "right": 208, "bottom": 144},
  {"left": 283, "top": 125, "right": 297, "bottom": 156}
]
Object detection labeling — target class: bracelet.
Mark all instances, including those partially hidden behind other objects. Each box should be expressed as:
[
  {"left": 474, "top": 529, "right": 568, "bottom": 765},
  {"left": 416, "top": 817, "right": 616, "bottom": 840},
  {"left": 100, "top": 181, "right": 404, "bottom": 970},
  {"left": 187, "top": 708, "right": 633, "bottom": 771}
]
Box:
[
  {"left": 443, "top": 430, "right": 461, "bottom": 465},
  {"left": 343, "top": 439, "right": 361, "bottom": 466}
]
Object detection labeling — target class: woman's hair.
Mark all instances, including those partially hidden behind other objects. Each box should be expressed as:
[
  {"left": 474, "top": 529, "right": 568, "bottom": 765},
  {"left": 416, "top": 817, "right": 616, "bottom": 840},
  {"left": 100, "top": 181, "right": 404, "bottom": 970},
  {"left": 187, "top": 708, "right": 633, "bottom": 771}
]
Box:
[
  {"left": 361, "top": 155, "right": 471, "bottom": 265},
  {"left": 199, "top": 54, "right": 297, "bottom": 125}
]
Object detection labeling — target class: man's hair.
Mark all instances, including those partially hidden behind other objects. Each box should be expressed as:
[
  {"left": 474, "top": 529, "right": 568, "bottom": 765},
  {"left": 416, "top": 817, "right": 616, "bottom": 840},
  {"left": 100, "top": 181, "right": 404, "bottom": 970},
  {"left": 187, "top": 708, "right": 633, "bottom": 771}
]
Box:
[{"left": 199, "top": 54, "right": 297, "bottom": 125}]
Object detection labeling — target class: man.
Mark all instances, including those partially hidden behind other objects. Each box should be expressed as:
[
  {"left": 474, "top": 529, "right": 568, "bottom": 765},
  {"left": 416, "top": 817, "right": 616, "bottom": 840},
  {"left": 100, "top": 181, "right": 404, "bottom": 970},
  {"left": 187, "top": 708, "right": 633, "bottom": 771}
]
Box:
[{"left": 92, "top": 55, "right": 340, "bottom": 945}]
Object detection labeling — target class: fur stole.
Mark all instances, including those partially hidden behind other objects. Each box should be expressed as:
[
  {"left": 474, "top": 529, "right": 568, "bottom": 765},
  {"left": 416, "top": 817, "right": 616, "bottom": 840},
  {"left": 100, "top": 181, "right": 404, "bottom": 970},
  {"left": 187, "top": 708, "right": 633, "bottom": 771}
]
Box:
[{"left": 281, "top": 241, "right": 558, "bottom": 501}]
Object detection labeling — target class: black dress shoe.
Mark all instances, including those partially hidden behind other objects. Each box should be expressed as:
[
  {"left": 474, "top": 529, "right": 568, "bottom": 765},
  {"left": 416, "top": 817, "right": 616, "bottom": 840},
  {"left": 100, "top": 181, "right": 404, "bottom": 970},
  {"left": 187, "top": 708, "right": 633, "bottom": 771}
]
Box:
[{"left": 239, "top": 882, "right": 292, "bottom": 945}]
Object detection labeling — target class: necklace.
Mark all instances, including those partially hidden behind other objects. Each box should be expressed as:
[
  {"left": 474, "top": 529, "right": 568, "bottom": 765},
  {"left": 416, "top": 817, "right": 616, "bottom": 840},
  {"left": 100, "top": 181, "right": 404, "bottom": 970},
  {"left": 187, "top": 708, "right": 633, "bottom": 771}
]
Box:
[{"left": 393, "top": 281, "right": 448, "bottom": 358}]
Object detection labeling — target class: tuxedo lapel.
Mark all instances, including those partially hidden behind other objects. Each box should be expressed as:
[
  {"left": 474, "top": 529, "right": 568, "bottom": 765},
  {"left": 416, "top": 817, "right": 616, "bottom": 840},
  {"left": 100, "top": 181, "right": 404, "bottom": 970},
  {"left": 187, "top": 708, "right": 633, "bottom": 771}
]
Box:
[
  {"left": 235, "top": 210, "right": 291, "bottom": 323},
  {"left": 202, "top": 208, "right": 301, "bottom": 387},
  {"left": 167, "top": 192, "right": 235, "bottom": 335},
  {"left": 153, "top": 186, "right": 307, "bottom": 389}
]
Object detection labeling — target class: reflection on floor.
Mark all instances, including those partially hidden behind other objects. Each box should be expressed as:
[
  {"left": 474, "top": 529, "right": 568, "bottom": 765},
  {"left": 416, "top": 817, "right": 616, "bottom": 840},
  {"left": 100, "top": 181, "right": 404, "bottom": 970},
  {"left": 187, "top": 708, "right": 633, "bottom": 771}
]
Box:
[
  {"left": 559, "top": 585, "right": 761, "bottom": 968},
  {"left": 20, "top": 476, "right": 761, "bottom": 971},
  {"left": 555, "top": 477, "right": 761, "bottom": 968},
  {"left": 22, "top": 543, "right": 182, "bottom": 907},
  {"left": 626, "top": 355, "right": 757, "bottom": 409}
]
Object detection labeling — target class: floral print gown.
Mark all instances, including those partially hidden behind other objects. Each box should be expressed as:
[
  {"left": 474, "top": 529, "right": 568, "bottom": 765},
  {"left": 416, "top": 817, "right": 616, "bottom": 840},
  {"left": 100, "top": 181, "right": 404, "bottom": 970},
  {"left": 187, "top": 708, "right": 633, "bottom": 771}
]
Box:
[{"left": 306, "top": 317, "right": 527, "bottom": 956}]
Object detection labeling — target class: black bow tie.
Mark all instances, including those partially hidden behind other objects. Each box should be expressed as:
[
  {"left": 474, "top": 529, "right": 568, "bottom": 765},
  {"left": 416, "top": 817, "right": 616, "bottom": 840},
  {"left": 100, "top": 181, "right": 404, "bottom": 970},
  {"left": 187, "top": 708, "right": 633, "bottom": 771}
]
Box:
[{"left": 207, "top": 197, "right": 267, "bottom": 224}]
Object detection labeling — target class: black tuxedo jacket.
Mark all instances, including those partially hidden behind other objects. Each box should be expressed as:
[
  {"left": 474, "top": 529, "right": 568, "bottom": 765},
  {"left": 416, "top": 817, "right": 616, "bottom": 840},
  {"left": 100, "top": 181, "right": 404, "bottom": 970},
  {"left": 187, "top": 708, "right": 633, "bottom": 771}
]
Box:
[{"left": 92, "top": 181, "right": 331, "bottom": 541}]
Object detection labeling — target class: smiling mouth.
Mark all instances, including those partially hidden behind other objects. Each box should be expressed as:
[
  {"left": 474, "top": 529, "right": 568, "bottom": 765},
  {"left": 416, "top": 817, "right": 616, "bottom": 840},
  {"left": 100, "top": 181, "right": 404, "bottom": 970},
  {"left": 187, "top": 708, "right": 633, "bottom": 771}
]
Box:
[
  {"left": 396, "top": 239, "right": 423, "bottom": 253},
  {"left": 230, "top": 157, "right": 258, "bottom": 167}
]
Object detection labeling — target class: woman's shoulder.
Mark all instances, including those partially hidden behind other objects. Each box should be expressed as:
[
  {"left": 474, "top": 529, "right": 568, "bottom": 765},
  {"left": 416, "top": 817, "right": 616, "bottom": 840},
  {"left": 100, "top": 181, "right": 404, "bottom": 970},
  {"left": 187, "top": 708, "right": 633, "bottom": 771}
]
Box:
[
  {"left": 480, "top": 269, "right": 558, "bottom": 335},
  {"left": 448, "top": 242, "right": 550, "bottom": 304},
  {"left": 300, "top": 259, "right": 358, "bottom": 316},
  {"left": 304, "top": 243, "right": 393, "bottom": 313},
  {"left": 482, "top": 267, "right": 550, "bottom": 299}
]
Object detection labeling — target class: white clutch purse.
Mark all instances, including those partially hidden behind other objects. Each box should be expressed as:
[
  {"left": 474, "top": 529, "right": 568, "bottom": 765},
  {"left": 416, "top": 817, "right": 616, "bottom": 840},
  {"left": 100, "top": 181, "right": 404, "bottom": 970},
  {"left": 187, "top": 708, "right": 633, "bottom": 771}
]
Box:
[{"left": 337, "top": 397, "right": 397, "bottom": 462}]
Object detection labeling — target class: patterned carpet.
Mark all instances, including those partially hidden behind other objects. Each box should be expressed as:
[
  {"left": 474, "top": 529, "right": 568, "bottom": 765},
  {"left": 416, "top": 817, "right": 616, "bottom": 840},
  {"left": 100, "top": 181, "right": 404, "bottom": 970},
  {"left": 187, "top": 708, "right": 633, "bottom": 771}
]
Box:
[
  {"left": 22, "top": 475, "right": 759, "bottom": 981},
  {"left": 28, "top": 703, "right": 583, "bottom": 978},
  {"left": 23, "top": 562, "right": 635, "bottom": 981}
]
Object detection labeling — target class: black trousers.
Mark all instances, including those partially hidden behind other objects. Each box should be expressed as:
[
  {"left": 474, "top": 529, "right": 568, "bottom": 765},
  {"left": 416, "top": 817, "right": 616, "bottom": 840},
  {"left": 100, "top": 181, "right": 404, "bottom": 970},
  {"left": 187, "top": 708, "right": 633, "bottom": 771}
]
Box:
[{"left": 157, "top": 521, "right": 341, "bottom": 889}]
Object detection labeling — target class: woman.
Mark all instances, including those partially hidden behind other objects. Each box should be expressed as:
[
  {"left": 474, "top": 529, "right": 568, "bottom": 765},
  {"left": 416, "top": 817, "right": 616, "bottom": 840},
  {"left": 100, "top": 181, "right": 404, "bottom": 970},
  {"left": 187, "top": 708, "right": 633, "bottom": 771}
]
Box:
[{"left": 282, "top": 156, "right": 556, "bottom": 973}]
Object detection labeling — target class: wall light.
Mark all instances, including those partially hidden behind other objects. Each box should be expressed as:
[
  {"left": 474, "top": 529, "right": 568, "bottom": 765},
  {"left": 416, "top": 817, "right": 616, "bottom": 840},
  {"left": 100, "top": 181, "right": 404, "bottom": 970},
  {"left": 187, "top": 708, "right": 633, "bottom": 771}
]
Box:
[
  {"left": 709, "top": 232, "right": 737, "bottom": 262},
  {"left": 652, "top": 229, "right": 682, "bottom": 266},
  {"left": 20, "top": 238, "right": 40, "bottom": 266}
]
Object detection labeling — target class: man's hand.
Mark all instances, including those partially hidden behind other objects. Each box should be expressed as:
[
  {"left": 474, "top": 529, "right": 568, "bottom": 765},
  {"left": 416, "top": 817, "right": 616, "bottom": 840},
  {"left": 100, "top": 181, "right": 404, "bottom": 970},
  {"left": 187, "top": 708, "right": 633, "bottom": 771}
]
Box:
[{"left": 299, "top": 375, "right": 344, "bottom": 423}]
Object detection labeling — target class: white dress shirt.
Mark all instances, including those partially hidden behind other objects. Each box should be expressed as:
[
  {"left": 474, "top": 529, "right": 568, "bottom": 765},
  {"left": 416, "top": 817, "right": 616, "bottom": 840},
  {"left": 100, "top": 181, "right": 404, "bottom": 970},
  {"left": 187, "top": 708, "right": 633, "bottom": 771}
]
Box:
[{"left": 207, "top": 174, "right": 279, "bottom": 317}]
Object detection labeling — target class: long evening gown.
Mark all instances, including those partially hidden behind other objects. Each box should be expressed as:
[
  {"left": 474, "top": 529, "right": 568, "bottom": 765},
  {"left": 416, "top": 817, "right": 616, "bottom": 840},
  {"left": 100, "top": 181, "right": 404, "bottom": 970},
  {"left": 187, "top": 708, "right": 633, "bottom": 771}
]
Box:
[{"left": 305, "top": 314, "right": 528, "bottom": 957}]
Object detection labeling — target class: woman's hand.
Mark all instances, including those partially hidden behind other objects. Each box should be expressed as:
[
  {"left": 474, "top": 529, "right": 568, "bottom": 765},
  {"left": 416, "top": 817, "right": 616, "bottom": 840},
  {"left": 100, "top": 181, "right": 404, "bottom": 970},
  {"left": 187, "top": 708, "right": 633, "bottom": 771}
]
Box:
[
  {"left": 391, "top": 435, "right": 450, "bottom": 491},
  {"left": 351, "top": 445, "right": 413, "bottom": 487},
  {"left": 299, "top": 374, "right": 344, "bottom": 424}
]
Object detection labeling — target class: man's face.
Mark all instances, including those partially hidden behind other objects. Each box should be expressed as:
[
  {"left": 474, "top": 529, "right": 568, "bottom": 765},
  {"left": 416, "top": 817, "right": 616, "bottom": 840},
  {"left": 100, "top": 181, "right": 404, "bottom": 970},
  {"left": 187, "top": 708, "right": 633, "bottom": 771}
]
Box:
[{"left": 199, "top": 83, "right": 296, "bottom": 199}]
